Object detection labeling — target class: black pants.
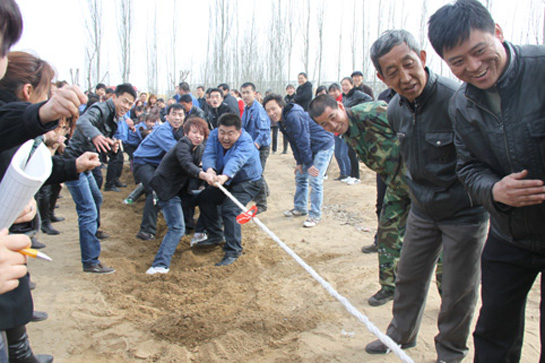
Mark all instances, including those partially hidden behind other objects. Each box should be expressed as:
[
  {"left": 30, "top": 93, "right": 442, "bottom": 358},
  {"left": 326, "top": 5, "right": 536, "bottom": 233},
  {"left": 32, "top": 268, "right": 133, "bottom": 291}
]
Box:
[
  {"left": 373, "top": 174, "right": 387, "bottom": 246},
  {"left": 474, "top": 233, "right": 545, "bottom": 363},
  {"left": 197, "top": 179, "right": 260, "bottom": 257},
  {"left": 347, "top": 144, "right": 360, "bottom": 179},
  {"left": 134, "top": 163, "right": 159, "bottom": 235},
  {"left": 254, "top": 146, "right": 269, "bottom": 208},
  {"left": 105, "top": 151, "right": 123, "bottom": 188}
]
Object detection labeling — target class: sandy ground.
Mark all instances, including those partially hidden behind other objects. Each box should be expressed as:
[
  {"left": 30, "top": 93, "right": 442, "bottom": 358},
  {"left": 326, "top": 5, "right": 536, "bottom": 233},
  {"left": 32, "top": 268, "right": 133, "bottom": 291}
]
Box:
[{"left": 25, "top": 151, "right": 541, "bottom": 362}]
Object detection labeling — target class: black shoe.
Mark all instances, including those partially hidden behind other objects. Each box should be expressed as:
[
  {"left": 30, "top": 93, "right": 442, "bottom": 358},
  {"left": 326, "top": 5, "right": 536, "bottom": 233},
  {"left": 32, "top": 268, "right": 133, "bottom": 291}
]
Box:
[
  {"left": 215, "top": 255, "right": 238, "bottom": 266},
  {"left": 104, "top": 185, "right": 121, "bottom": 192},
  {"left": 368, "top": 288, "right": 395, "bottom": 306},
  {"left": 195, "top": 237, "right": 224, "bottom": 248},
  {"left": 31, "top": 311, "right": 48, "bottom": 322},
  {"left": 50, "top": 215, "right": 65, "bottom": 223},
  {"left": 114, "top": 180, "right": 128, "bottom": 188},
  {"left": 361, "top": 243, "right": 378, "bottom": 253},
  {"left": 255, "top": 205, "right": 267, "bottom": 215},
  {"left": 83, "top": 263, "right": 115, "bottom": 274},
  {"left": 35, "top": 354, "right": 54, "bottom": 363},
  {"left": 41, "top": 223, "right": 60, "bottom": 235},
  {"left": 95, "top": 230, "right": 110, "bottom": 240},
  {"left": 136, "top": 231, "right": 155, "bottom": 240},
  {"left": 334, "top": 175, "right": 348, "bottom": 181},
  {"left": 365, "top": 339, "right": 416, "bottom": 354},
  {"left": 31, "top": 237, "right": 46, "bottom": 249},
  {"left": 29, "top": 281, "right": 36, "bottom": 290}
]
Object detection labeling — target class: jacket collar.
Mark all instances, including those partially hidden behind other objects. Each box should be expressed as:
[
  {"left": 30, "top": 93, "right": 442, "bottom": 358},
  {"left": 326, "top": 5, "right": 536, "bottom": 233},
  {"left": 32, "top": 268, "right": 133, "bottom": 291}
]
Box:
[{"left": 397, "top": 67, "right": 436, "bottom": 108}]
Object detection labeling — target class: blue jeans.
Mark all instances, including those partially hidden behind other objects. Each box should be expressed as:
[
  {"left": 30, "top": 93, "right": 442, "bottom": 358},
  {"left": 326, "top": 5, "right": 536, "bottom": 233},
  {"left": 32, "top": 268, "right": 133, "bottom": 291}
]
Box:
[
  {"left": 294, "top": 145, "right": 334, "bottom": 219},
  {"left": 65, "top": 171, "right": 102, "bottom": 268},
  {"left": 334, "top": 135, "right": 350, "bottom": 178},
  {"left": 151, "top": 196, "right": 185, "bottom": 268}
]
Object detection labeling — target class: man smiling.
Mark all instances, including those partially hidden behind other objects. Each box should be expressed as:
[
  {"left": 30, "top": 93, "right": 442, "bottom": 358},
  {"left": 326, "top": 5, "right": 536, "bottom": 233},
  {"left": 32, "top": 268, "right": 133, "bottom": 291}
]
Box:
[
  {"left": 364, "top": 30, "right": 488, "bottom": 363},
  {"left": 429, "top": 1, "right": 545, "bottom": 361},
  {"left": 196, "top": 113, "right": 262, "bottom": 266}
]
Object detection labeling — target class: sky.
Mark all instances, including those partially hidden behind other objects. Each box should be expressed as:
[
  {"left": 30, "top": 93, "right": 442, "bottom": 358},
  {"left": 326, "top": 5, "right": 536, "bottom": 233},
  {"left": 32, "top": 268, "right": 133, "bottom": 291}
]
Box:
[{"left": 13, "top": 0, "right": 544, "bottom": 95}]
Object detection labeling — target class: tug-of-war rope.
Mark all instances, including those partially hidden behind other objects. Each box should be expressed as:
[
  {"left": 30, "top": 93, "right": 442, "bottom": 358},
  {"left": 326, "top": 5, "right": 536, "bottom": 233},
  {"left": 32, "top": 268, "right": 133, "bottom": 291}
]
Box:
[{"left": 216, "top": 182, "right": 414, "bottom": 363}]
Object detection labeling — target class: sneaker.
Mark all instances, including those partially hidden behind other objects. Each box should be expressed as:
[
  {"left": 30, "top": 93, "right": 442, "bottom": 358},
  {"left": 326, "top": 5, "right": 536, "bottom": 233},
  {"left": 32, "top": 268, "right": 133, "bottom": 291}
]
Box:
[
  {"left": 368, "top": 288, "right": 395, "bottom": 306},
  {"left": 255, "top": 205, "right": 267, "bottom": 215},
  {"left": 83, "top": 263, "right": 115, "bottom": 274},
  {"left": 283, "top": 209, "right": 307, "bottom": 217},
  {"left": 31, "top": 237, "right": 46, "bottom": 249},
  {"left": 340, "top": 176, "right": 352, "bottom": 183},
  {"left": 361, "top": 243, "right": 378, "bottom": 253},
  {"left": 114, "top": 180, "right": 128, "bottom": 188},
  {"left": 146, "top": 266, "right": 170, "bottom": 275},
  {"left": 334, "top": 175, "right": 348, "bottom": 181},
  {"left": 122, "top": 198, "right": 134, "bottom": 205},
  {"left": 324, "top": 174, "right": 328, "bottom": 180},
  {"left": 104, "top": 185, "right": 121, "bottom": 192},
  {"left": 136, "top": 231, "right": 155, "bottom": 240},
  {"left": 365, "top": 338, "right": 416, "bottom": 354},
  {"left": 303, "top": 217, "right": 320, "bottom": 228},
  {"left": 190, "top": 232, "right": 208, "bottom": 246},
  {"left": 347, "top": 178, "right": 361, "bottom": 185}
]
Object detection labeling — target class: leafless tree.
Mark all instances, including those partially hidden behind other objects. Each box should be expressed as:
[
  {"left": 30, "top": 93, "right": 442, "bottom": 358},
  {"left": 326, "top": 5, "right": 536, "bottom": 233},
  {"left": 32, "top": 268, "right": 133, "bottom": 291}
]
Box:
[
  {"left": 267, "top": 0, "right": 288, "bottom": 92},
  {"left": 352, "top": 0, "right": 358, "bottom": 71},
  {"left": 299, "top": 0, "right": 311, "bottom": 75},
  {"left": 84, "top": 0, "right": 103, "bottom": 91},
  {"left": 419, "top": 0, "right": 428, "bottom": 49},
  {"left": 146, "top": 3, "right": 158, "bottom": 94},
  {"left": 337, "top": 5, "right": 344, "bottom": 81},
  {"left": 166, "top": 0, "right": 178, "bottom": 93},
  {"left": 314, "top": 1, "right": 326, "bottom": 85},
  {"left": 118, "top": 0, "right": 132, "bottom": 83}
]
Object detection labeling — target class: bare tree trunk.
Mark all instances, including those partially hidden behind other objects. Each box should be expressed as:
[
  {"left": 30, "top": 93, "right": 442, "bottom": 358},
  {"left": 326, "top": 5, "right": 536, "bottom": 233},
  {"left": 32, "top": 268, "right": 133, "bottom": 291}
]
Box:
[
  {"left": 146, "top": 4, "right": 158, "bottom": 93},
  {"left": 299, "top": 0, "right": 311, "bottom": 76},
  {"left": 352, "top": 0, "right": 357, "bottom": 71},
  {"left": 337, "top": 5, "right": 344, "bottom": 81},
  {"left": 118, "top": 0, "right": 132, "bottom": 83},
  {"left": 286, "top": 0, "right": 295, "bottom": 83},
  {"left": 315, "top": 1, "right": 325, "bottom": 85},
  {"left": 84, "top": 0, "right": 103, "bottom": 91},
  {"left": 419, "top": 0, "right": 428, "bottom": 49}
]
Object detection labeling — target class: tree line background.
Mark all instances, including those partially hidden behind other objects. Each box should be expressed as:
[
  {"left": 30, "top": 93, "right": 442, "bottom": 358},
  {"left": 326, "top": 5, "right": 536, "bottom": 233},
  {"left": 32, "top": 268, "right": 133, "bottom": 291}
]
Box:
[{"left": 78, "top": 0, "right": 545, "bottom": 97}]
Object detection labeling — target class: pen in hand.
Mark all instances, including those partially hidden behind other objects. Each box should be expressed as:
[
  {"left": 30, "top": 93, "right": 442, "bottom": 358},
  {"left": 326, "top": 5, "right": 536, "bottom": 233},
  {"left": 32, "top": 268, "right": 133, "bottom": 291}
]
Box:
[{"left": 20, "top": 248, "right": 52, "bottom": 261}]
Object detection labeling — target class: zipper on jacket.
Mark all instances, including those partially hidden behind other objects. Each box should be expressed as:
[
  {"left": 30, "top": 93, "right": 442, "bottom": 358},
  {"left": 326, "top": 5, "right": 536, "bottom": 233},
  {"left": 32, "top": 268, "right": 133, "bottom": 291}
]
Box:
[{"left": 464, "top": 94, "right": 514, "bottom": 173}]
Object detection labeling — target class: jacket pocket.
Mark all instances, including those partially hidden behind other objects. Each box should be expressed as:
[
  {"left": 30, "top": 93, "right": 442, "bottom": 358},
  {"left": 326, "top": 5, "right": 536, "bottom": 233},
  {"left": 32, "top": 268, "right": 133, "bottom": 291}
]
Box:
[
  {"left": 526, "top": 118, "right": 545, "bottom": 169},
  {"left": 424, "top": 132, "right": 456, "bottom": 164}
]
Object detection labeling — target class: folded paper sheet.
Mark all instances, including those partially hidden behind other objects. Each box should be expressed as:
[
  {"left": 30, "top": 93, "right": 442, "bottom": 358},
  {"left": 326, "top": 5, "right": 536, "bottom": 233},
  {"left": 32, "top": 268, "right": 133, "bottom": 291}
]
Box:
[{"left": 0, "top": 139, "right": 52, "bottom": 230}]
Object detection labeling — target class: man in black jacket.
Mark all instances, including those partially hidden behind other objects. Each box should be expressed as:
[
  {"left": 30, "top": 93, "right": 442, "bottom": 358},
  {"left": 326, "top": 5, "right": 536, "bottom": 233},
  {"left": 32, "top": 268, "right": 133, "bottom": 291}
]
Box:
[
  {"left": 294, "top": 72, "right": 313, "bottom": 111},
  {"left": 206, "top": 88, "right": 232, "bottom": 129},
  {"left": 218, "top": 83, "right": 240, "bottom": 114},
  {"left": 64, "top": 83, "right": 136, "bottom": 274},
  {"left": 364, "top": 30, "right": 488, "bottom": 363},
  {"left": 429, "top": 1, "right": 545, "bottom": 361}
]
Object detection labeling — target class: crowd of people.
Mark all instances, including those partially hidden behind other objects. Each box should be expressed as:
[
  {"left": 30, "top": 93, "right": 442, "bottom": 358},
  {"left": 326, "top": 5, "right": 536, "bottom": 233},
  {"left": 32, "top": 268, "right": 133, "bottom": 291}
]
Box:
[{"left": 1, "top": 0, "right": 545, "bottom": 362}]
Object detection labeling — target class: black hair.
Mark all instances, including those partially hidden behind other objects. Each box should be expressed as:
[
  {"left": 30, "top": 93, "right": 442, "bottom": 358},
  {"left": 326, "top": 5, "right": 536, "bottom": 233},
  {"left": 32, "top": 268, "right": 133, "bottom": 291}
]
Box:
[
  {"left": 240, "top": 82, "right": 256, "bottom": 91},
  {"left": 197, "top": 85, "right": 205, "bottom": 91},
  {"left": 328, "top": 83, "right": 341, "bottom": 92},
  {"left": 218, "top": 112, "right": 241, "bottom": 130},
  {"left": 286, "top": 84, "right": 295, "bottom": 90},
  {"left": 105, "top": 88, "right": 114, "bottom": 95},
  {"left": 428, "top": 0, "right": 496, "bottom": 58},
  {"left": 262, "top": 93, "right": 285, "bottom": 109},
  {"left": 115, "top": 83, "right": 137, "bottom": 99},
  {"left": 157, "top": 97, "right": 164, "bottom": 103},
  {"left": 95, "top": 83, "right": 106, "bottom": 90},
  {"left": 179, "top": 81, "right": 190, "bottom": 92},
  {"left": 179, "top": 94, "right": 193, "bottom": 104},
  {"left": 209, "top": 88, "right": 223, "bottom": 98},
  {"left": 315, "top": 85, "right": 327, "bottom": 96},
  {"left": 217, "top": 83, "right": 229, "bottom": 91},
  {"left": 0, "top": 0, "right": 23, "bottom": 58},
  {"left": 298, "top": 72, "right": 308, "bottom": 79},
  {"left": 370, "top": 30, "right": 421, "bottom": 76},
  {"left": 308, "top": 94, "right": 339, "bottom": 119},
  {"left": 167, "top": 102, "right": 184, "bottom": 115}
]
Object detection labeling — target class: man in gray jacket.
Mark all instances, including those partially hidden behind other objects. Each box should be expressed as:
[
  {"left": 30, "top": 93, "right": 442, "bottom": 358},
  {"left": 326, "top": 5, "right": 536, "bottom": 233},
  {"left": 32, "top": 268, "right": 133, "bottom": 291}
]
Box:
[
  {"left": 364, "top": 30, "right": 488, "bottom": 363},
  {"left": 429, "top": 1, "right": 545, "bottom": 361},
  {"left": 64, "top": 83, "right": 136, "bottom": 274}
]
